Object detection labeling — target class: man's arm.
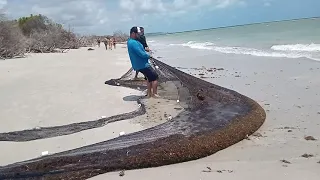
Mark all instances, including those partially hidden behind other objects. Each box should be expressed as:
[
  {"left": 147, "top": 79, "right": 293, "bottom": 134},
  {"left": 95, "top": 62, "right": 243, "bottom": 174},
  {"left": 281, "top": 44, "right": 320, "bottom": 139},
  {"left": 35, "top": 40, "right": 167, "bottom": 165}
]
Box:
[{"left": 131, "top": 41, "right": 150, "bottom": 59}]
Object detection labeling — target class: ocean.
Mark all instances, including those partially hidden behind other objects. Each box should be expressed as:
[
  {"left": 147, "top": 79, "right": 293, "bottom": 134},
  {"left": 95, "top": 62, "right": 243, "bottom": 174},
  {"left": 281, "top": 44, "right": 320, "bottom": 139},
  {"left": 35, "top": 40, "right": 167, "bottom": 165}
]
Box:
[{"left": 148, "top": 18, "right": 320, "bottom": 63}]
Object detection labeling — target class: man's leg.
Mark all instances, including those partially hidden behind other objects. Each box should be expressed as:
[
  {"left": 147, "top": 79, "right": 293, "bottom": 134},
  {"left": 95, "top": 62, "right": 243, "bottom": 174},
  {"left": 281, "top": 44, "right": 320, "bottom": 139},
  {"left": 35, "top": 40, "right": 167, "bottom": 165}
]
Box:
[
  {"left": 151, "top": 80, "right": 158, "bottom": 97},
  {"left": 139, "top": 67, "right": 159, "bottom": 98},
  {"left": 147, "top": 81, "right": 152, "bottom": 98}
]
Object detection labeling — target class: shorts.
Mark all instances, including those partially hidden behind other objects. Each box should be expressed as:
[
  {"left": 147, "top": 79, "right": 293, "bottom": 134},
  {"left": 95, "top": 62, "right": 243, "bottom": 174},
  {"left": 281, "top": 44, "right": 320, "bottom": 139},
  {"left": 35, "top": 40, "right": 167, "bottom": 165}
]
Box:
[{"left": 138, "top": 67, "right": 158, "bottom": 82}]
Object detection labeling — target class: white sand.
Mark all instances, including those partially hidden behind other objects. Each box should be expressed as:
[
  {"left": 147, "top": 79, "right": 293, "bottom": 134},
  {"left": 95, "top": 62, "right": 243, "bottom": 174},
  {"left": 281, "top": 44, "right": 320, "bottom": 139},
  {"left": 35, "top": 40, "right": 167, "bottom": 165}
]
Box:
[
  {"left": 0, "top": 44, "right": 146, "bottom": 165},
  {"left": 0, "top": 44, "right": 184, "bottom": 166},
  {"left": 0, "top": 120, "right": 143, "bottom": 166},
  {"left": 90, "top": 55, "right": 320, "bottom": 179},
  {"left": 0, "top": 45, "right": 139, "bottom": 132}
]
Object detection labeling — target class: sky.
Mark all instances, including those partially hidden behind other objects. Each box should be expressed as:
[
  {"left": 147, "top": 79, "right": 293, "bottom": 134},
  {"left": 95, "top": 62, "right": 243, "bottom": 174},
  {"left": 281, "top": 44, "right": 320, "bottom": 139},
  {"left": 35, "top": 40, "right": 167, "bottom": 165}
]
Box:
[{"left": 0, "top": 0, "right": 319, "bottom": 35}]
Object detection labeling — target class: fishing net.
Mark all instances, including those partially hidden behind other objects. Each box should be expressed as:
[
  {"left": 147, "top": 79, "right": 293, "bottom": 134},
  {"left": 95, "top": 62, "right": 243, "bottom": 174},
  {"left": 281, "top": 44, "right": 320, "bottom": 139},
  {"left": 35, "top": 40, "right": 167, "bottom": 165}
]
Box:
[
  {"left": 105, "top": 58, "right": 195, "bottom": 109},
  {"left": 0, "top": 58, "right": 266, "bottom": 179}
]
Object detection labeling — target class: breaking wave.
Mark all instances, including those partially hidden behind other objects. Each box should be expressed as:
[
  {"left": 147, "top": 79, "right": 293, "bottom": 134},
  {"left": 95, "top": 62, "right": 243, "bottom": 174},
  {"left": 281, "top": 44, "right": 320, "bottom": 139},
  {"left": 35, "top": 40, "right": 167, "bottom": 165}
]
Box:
[
  {"left": 170, "top": 41, "right": 214, "bottom": 50},
  {"left": 271, "top": 43, "right": 320, "bottom": 52},
  {"left": 169, "top": 41, "right": 320, "bottom": 61}
]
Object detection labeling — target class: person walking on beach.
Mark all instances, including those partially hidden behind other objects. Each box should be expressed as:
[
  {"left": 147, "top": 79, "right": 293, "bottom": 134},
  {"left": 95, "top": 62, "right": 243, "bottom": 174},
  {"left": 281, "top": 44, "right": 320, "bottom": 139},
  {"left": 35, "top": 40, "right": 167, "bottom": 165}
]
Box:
[
  {"left": 127, "top": 26, "right": 159, "bottom": 98},
  {"left": 109, "top": 37, "right": 113, "bottom": 50},
  {"left": 103, "top": 37, "right": 108, "bottom": 50},
  {"left": 113, "top": 37, "right": 116, "bottom": 49},
  {"left": 135, "top": 27, "right": 150, "bottom": 79},
  {"left": 97, "top": 38, "right": 101, "bottom": 47}
]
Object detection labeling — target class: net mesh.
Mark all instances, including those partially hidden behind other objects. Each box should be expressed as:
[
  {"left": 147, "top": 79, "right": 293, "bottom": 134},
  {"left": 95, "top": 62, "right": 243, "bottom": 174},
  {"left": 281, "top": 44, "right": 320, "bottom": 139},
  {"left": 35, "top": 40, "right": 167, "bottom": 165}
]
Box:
[{"left": 106, "top": 58, "right": 191, "bottom": 107}]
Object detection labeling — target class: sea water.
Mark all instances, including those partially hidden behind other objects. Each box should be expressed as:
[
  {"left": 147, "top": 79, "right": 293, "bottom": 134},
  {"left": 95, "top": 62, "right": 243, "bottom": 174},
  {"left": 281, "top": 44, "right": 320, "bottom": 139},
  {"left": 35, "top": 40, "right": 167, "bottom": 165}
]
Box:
[{"left": 148, "top": 18, "right": 320, "bottom": 63}]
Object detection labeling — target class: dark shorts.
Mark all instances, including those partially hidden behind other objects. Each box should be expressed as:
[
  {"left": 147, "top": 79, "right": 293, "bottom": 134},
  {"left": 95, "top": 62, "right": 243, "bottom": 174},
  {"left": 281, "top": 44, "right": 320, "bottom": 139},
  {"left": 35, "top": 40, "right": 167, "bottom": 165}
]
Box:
[{"left": 138, "top": 67, "right": 158, "bottom": 82}]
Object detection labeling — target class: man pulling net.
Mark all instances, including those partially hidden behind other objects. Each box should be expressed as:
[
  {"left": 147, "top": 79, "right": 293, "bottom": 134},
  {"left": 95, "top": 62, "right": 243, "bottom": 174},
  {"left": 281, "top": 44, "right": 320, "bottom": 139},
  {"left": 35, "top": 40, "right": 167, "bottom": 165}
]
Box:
[
  {"left": 127, "top": 26, "right": 159, "bottom": 98},
  {"left": 134, "top": 26, "right": 151, "bottom": 79}
]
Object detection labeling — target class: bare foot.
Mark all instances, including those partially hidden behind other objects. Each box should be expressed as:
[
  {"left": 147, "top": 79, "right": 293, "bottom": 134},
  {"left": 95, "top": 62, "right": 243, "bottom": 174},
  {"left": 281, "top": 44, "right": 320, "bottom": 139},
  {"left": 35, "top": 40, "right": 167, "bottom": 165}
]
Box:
[{"left": 152, "top": 94, "right": 161, "bottom": 98}]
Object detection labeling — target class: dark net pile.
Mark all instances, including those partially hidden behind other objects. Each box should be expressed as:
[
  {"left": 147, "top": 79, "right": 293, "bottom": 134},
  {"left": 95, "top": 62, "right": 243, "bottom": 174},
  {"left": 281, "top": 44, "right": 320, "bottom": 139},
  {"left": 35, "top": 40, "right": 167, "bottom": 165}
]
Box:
[{"left": 0, "top": 58, "right": 266, "bottom": 180}]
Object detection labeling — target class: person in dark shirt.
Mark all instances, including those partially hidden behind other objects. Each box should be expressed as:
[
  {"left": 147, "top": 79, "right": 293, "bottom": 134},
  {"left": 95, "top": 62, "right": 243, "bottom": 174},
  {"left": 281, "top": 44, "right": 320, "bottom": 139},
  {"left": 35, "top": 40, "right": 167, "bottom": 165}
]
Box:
[
  {"left": 137, "top": 27, "right": 150, "bottom": 52},
  {"left": 135, "top": 27, "right": 150, "bottom": 79},
  {"left": 97, "top": 38, "right": 101, "bottom": 47}
]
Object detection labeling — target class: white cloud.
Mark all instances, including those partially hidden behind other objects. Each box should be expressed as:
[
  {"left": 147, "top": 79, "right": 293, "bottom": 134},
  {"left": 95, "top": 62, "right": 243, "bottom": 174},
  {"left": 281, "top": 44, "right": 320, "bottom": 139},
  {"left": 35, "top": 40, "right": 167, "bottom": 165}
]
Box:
[
  {"left": 0, "top": 0, "right": 7, "bottom": 9},
  {"left": 173, "top": 0, "right": 192, "bottom": 9},
  {"left": 119, "top": 0, "right": 136, "bottom": 11},
  {"left": 2, "top": 0, "right": 247, "bottom": 34},
  {"left": 3, "top": 0, "right": 112, "bottom": 33},
  {"left": 263, "top": 0, "right": 272, "bottom": 7},
  {"left": 120, "top": 0, "right": 244, "bottom": 15},
  {"left": 120, "top": 0, "right": 167, "bottom": 14}
]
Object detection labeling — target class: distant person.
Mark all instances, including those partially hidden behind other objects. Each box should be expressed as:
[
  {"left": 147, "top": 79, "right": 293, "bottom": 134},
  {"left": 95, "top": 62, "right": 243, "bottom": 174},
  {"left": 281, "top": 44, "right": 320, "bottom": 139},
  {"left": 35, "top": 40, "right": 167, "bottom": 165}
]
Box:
[
  {"left": 127, "top": 26, "right": 159, "bottom": 98},
  {"left": 135, "top": 27, "right": 150, "bottom": 79},
  {"left": 97, "top": 38, "right": 101, "bottom": 47},
  {"left": 113, "top": 37, "right": 116, "bottom": 49},
  {"left": 109, "top": 37, "right": 113, "bottom": 50},
  {"left": 103, "top": 38, "right": 108, "bottom": 50}
]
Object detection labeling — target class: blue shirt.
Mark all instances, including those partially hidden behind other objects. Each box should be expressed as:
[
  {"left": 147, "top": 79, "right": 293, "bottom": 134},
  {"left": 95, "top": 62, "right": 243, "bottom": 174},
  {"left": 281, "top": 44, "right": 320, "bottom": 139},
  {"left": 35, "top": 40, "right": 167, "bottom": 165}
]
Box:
[{"left": 127, "top": 38, "right": 150, "bottom": 71}]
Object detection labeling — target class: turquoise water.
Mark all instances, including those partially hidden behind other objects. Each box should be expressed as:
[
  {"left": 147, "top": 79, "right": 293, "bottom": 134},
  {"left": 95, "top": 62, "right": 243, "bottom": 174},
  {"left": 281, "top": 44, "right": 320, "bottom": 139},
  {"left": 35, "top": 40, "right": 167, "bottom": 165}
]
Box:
[{"left": 148, "top": 18, "right": 320, "bottom": 61}]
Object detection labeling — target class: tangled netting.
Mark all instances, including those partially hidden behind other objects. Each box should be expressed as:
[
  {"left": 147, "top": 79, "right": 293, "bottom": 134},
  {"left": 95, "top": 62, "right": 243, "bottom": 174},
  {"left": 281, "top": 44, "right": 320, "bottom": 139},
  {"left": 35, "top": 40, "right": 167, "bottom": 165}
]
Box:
[{"left": 0, "top": 58, "right": 266, "bottom": 179}]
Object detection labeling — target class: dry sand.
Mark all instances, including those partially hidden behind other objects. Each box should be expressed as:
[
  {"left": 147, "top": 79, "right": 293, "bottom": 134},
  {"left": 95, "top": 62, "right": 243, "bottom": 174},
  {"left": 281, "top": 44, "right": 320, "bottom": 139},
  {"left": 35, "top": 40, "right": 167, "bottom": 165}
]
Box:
[
  {"left": 0, "top": 44, "right": 178, "bottom": 166},
  {"left": 1, "top": 44, "right": 319, "bottom": 179},
  {"left": 0, "top": 45, "right": 138, "bottom": 132}
]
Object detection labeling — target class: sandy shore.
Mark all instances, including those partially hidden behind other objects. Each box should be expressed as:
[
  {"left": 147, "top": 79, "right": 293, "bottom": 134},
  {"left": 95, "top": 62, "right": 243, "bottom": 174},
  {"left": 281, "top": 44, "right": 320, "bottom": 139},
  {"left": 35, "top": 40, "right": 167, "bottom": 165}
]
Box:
[
  {"left": 0, "top": 44, "right": 184, "bottom": 167},
  {"left": 90, "top": 54, "right": 320, "bottom": 179},
  {"left": 1, "top": 44, "right": 319, "bottom": 179},
  {"left": 0, "top": 45, "right": 144, "bottom": 165}
]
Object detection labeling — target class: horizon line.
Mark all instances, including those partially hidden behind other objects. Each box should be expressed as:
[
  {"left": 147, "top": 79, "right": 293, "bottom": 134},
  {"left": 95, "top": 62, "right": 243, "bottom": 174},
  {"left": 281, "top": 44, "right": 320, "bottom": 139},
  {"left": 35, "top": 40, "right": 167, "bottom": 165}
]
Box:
[{"left": 147, "top": 16, "right": 320, "bottom": 36}]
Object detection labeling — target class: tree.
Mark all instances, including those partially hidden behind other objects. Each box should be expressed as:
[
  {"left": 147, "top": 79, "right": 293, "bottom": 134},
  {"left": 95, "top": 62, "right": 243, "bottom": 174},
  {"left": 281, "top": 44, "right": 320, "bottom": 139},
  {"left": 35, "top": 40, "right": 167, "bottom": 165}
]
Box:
[
  {"left": 18, "top": 14, "right": 52, "bottom": 36},
  {"left": 0, "top": 15, "right": 26, "bottom": 59},
  {"left": 113, "top": 30, "right": 129, "bottom": 42}
]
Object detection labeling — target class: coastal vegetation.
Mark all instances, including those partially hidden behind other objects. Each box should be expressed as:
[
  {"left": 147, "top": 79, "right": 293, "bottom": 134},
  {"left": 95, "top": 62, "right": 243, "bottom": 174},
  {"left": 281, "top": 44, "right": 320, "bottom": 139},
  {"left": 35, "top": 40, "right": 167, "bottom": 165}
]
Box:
[{"left": 0, "top": 13, "right": 128, "bottom": 59}]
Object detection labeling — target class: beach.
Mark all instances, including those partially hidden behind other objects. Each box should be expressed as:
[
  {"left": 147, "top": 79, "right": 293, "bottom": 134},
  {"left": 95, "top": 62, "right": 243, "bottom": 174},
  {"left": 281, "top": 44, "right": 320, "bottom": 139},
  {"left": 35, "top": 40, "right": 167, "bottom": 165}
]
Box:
[
  {"left": 0, "top": 19, "right": 320, "bottom": 179},
  {"left": 0, "top": 45, "right": 145, "bottom": 165},
  {"left": 91, "top": 51, "right": 320, "bottom": 179}
]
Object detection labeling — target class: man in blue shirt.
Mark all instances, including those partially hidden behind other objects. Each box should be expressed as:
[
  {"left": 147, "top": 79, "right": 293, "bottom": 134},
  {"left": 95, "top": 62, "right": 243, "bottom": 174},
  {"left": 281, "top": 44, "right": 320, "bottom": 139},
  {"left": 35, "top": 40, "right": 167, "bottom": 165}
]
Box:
[
  {"left": 134, "top": 26, "right": 150, "bottom": 79},
  {"left": 127, "top": 26, "right": 159, "bottom": 98}
]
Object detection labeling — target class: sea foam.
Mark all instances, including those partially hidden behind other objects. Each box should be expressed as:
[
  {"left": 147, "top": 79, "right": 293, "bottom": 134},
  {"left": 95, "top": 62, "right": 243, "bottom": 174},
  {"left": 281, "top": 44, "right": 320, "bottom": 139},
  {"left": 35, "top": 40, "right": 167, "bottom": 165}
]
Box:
[{"left": 169, "top": 41, "right": 320, "bottom": 61}]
